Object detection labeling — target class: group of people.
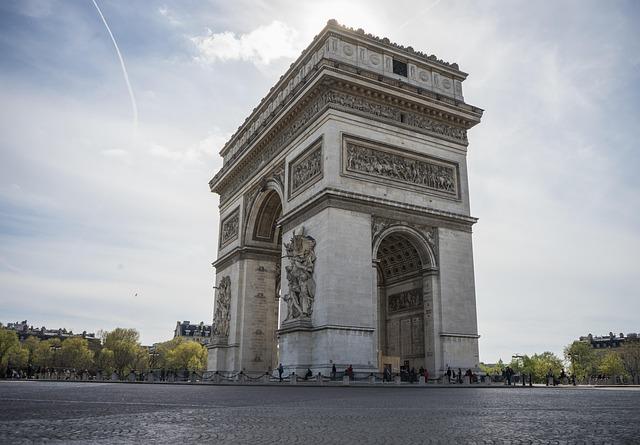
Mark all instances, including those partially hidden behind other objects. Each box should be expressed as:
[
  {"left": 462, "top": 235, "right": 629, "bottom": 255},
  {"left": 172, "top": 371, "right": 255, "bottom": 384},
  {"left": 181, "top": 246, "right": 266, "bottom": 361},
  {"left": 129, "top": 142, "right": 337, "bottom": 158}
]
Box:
[{"left": 446, "top": 366, "right": 478, "bottom": 384}]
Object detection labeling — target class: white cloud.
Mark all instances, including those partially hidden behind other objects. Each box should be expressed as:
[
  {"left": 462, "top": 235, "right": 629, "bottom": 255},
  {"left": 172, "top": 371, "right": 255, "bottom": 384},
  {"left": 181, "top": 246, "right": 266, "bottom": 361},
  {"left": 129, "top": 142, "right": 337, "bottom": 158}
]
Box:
[
  {"left": 158, "top": 6, "right": 181, "bottom": 26},
  {"left": 190, "top": 21, "right": 302, "bottom": 66},
  {"left": 147, "top": 131, "right": 229, "bottom": 164}
]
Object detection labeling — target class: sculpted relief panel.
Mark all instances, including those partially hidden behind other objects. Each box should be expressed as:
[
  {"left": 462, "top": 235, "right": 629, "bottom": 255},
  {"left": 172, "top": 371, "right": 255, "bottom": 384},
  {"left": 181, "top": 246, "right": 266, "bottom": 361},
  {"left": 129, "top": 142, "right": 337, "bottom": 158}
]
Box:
[
  {"left": 344, "top": 137, "right": 458, "bottom": 197},
  {"left": 289, "top": 141, "right": 323, "bottom": 198},
  {"left": 282, "top": 227, "right": 317, "bottom": 322},
  {"left": 212, "top": 276, "right": 231, "bottom": 339},
  {"left": 220, "top": 208, "right": 239, "bottom": 247},
  {"left": 388, "top": 288, "right": 423, "bottom": 314}
]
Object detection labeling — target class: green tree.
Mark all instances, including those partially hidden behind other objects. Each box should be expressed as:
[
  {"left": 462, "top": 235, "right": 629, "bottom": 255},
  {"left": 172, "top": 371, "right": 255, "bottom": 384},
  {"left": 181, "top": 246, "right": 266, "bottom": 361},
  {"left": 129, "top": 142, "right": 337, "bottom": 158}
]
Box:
[
  {"left": 101, "top": 328, "right": 147, "bottom": 377},
  {"left": 0, "top": 328, "right": 20, "bottom": 376},
  {"left": 528, "top": 352, "right": 564, "bottom": 383},
  {"left": 96, "top": 348, "right": 115, "bottom": 374},
  {"left": 7, "top": 345, "right": 29, "bottom": 369},
  {"left": 564, "top": 341, "right": 597, "bottom": 382},
  {"left": 166, "top": 341, "right": 207, "bottom": 371},
  {"left": 479, "top": 359, "right": 505, "bottom": 376},
  {"left": 22, "top": 336, "right": 40, "bottom": 365},
  {"left": 619, "top": 342, "right": 640, "bottom": 384},
  {"left": 60, "top": 337, "right": 94, "bottom": 370},
  {"left": 598, "top": 351, "right": 627, "bottom": 381},
  {"left": 31, "top": 338, "right": 59, "bottom": 369}
]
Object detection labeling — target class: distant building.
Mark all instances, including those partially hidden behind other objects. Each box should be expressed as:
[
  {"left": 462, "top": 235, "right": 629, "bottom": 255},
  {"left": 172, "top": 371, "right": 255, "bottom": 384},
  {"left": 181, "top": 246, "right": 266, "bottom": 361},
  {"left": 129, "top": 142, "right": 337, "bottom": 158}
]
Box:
[
  {"left": 3, "top": 320, "right": 101, "bottom": 349},
  {"left": 579, "top": 332, "right": 639, "bottom": 349},
  {"left": 174, "top": 321, "right": 211, "bottom": 345}
]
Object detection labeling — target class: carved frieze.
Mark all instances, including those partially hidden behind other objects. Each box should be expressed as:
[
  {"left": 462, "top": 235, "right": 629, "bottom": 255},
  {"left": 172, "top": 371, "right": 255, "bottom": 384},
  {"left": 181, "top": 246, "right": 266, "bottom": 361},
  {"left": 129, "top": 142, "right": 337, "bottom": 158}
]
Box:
[
  {"left": 282, "top": 227, "right": 316, "bottom": 322},
  {"left": 344, "top": 137, "right": 458, "bottom": 197},
  {"left": 388, "top": 288, "right": 423, "bottom": 313},
  {"left": 289, "top": 140, "right": 323, "bottom": 198},
  {"left": 217, "top": 86, "right": 467, "bottom": 204},
  {"left": 219, "top": 208, "right": 239, "bottom": 248},
  {"left": 212, "top": 276, "right": 231, "bottom": 339}
]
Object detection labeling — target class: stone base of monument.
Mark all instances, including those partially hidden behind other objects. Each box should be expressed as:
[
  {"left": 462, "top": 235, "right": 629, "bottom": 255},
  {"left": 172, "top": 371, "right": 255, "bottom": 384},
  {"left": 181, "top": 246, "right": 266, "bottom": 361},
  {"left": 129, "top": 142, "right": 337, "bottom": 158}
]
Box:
[{"left": 278, "top": 319, "right": 313, "bottom": 374}]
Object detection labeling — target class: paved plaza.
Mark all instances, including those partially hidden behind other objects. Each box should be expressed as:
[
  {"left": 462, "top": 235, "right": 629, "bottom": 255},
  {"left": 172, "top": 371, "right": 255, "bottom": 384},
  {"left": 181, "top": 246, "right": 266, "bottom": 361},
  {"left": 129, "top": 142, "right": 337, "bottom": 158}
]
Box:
[{"left": 1, "top": 381, "right": 639, "bottom": 444}]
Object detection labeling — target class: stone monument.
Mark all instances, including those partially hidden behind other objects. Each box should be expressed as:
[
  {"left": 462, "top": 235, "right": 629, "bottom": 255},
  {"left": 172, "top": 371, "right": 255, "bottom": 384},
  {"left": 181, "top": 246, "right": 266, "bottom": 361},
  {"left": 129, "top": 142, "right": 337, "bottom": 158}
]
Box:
[{"left": 207, "top": 20, "right": 484, "bottom": 377}]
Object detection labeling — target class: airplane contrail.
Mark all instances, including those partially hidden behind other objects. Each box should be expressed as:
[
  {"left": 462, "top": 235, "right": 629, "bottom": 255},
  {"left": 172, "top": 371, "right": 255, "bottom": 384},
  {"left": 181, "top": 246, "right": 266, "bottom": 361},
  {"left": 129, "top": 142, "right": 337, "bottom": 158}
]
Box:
[{"left": 91, "top": 0, "right": 138, "bottom": 132}]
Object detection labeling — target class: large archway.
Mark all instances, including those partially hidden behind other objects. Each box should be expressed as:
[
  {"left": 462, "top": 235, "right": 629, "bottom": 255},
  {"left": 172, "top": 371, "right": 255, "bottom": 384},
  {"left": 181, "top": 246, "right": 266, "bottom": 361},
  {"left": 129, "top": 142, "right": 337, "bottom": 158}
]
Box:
[
  {"left": 243, "top": 188, "right": 283, "bottom": 371},
  {"left": 374, "top": 228, "right": 436, "bottom": 376}
]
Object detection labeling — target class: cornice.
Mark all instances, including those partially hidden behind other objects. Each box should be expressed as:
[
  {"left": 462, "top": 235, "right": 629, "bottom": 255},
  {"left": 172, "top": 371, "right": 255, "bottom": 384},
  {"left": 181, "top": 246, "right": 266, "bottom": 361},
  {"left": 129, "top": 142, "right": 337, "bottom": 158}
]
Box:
[
  {"left": 210, "top": 72, "right": 482, "bottom": 204},
  {"left": 279, "top": 187, "right": 478, "bottom": 234},
  {"left": 212, "top": 245, "right": 280, "bottom": 271},
  {"left": 216, "top": 20, "right": 480, "bottom": 163}
]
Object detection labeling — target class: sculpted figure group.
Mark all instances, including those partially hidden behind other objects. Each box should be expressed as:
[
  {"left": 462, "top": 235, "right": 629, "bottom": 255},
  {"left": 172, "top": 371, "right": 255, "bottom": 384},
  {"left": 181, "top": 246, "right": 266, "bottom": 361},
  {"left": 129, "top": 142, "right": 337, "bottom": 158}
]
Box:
[
  {"left": 291, "top": 148, "right": 322, "bottom": 194},
  {"left": 282, "top": 227, "right": 317, "bottom": 321},
  {"left": 212, "top": 276, "right": 231, "bottom": 338},
  {"left": 346, "top": 142, "right": 456, "bottom": 193}
]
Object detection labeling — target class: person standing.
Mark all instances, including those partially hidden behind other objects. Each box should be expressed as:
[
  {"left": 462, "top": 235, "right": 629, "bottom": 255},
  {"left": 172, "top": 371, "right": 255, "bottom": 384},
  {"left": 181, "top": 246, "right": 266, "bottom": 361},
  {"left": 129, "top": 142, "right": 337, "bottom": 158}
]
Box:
[
  {"left": 277, "top": 363, "right": 284, "bottom": 382},
  {"left": 446, "top": 366, "right": 452, "bottom": 383},
  {"left": 331, "top": 363, "right": 336, "bottom": 380}
]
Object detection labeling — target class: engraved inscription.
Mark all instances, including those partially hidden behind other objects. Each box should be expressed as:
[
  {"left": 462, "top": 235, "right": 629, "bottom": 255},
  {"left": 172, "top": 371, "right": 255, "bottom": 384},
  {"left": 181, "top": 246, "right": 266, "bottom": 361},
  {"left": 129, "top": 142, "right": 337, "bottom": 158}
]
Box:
[
  {"left": 289, "top": 144, "right": 322, "bottom": 197},
  {"left": 220, "top": 208, "right": 239, "bottom": 247},
  {"left": 345, "top": 140, "right": 457, "bottom": 195},
  {"left": 388, "top": 288, "right": 423, "bottom": 313}
]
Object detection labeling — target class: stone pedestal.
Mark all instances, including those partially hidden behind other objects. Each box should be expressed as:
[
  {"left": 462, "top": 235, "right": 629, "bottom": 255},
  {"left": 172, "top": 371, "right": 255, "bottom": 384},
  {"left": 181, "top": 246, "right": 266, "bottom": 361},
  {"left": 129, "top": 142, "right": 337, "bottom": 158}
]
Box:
[{"left": 342, "top": 375, "right": 350, "bottom": 385}]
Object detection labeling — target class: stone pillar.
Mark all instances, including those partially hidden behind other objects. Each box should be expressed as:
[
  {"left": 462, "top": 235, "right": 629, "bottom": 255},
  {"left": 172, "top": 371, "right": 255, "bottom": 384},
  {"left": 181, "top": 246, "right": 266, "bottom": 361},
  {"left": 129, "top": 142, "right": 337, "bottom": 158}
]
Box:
[
  {"left": 342, "top": 375, "right": 350, "bottom": 386},
  {"left": 290, "top": 373, "right": 297, "bottom": 385},
  {"left": 423, "top": 266, "right": 441, "bottom": 377},
  {"left": 279, "top": 211, "right": 377, "bottom": 375}
]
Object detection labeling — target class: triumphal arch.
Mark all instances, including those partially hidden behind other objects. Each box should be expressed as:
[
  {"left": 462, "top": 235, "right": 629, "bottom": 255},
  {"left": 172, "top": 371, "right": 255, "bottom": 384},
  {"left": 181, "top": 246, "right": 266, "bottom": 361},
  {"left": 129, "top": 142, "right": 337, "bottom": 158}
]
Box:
[{"left": 207, "top": 20, "right": 484, "bottom": 377}]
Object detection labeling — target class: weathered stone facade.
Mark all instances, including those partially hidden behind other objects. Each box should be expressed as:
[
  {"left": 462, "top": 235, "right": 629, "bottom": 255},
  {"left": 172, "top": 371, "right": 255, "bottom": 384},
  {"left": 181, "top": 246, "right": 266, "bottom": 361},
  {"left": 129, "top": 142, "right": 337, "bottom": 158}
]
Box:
[{"left": 207, "top": 20, "right": 483, "bottom": 377}]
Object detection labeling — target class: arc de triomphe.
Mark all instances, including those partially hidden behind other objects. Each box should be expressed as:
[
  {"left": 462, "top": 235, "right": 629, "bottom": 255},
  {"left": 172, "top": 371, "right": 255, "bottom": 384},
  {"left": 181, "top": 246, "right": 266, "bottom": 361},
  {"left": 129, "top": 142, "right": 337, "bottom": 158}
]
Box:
[{"left": 207, "top": 20, "right": 483, "bottom": 377}]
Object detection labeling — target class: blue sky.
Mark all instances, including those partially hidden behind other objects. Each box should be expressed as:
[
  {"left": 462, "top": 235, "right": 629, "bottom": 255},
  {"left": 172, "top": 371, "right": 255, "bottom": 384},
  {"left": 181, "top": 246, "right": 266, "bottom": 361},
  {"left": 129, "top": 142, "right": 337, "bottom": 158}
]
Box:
[{"left": 0, "top": 0, "right": 639, "bottom": 362}]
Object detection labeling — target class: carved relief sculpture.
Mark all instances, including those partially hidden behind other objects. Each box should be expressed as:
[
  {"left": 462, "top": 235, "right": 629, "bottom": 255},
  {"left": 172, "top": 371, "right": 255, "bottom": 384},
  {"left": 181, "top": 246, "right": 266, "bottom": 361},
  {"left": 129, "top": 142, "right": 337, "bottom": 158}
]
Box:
[
  {"left": 388, "top": 288, "right": 423, "bottom": 313},
  {"left": 289, "top": 143, "right": 323, "bottom": 197},
  {"left": 282, "top": 227, "right": 317, "bottom": 321},
  {"left": 220, "top": 209, "right": 239, "bottom": 247},
  {"left": 212, "top": 276, "right": 231, "bottom": 338},
  {"left": 345, "top": 139, "right": 457, "bottom": 196}
]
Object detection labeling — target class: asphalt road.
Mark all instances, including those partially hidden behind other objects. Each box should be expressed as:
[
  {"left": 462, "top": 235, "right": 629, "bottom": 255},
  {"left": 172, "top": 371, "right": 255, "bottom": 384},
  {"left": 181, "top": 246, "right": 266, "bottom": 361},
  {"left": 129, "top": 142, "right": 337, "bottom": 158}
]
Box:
[{"left": 1, "top": 381, "right": 639, "bottom": 444}]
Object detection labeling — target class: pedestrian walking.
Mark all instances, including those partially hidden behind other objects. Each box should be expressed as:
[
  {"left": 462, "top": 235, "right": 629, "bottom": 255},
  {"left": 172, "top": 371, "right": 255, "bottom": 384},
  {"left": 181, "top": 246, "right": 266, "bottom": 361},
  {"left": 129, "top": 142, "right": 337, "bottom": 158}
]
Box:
[
  {"left": 331, "top": 363, "right": 336, "bottom": 380},
  {"left": 278, "top": 363, "right": 284, "bottom": 382},
  {"left": 446, "top": 366, "right": 452, "bottom": 383}
]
